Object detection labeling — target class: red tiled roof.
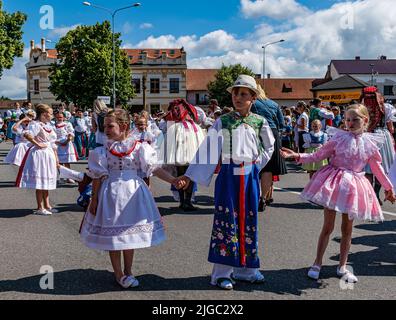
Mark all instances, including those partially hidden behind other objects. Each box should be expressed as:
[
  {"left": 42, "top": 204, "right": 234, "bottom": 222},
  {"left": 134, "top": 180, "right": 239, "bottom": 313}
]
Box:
[
  {"left": 186, "top": 69, "right": 218, "bottom": 91},
  {"left": 257, "top": 78, "right": 316, "bottom": 100},
  {"left": 46, "top": 49, "right": 58, "bottom": 59},
  {"left": 123, "top": 48, "right": 183, "bottom": 64},
  {"left": 43, "top": 48, "right": 183, "bottom": 64}
]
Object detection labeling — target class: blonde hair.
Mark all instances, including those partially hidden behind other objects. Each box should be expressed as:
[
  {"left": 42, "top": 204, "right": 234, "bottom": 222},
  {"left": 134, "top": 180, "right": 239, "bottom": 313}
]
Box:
[
  {"left": 256, "top": 84, "right": 268, "bottom": 100},
  {"left": 346, "top": 103, "right": 370, "bottom": 130},
  {"left": 106, "top": 108, "right": 131, "bottom": 128},
  {"left": 311, "top": 119, "right": 322, "bottom": 128},
  {"left": 35, "top": 104, "right": 52, "bottom": 120}
]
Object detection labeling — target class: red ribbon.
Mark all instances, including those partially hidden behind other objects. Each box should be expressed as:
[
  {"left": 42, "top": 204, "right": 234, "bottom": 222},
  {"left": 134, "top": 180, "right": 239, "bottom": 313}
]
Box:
[
  {"left": 238, "top": 163, "right": 246, "bottom": 266},
  {"left": 108, "top": 141, "right": 138, "bottom": 158},
  {"left": 15, "top": 145, "right": 34, "bottom": 187}
]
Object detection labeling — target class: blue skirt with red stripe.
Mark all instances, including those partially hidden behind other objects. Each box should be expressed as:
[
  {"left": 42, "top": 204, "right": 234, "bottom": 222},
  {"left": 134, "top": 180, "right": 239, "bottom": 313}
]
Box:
[{"left": 208, "top": 162, "right": 260, "bottom": 268}]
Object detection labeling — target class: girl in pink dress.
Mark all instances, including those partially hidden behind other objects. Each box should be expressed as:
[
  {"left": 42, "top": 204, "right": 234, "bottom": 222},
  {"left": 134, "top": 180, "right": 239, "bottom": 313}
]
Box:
[{"left": 281, "top": 104, "right": 396, "bottom": 283}]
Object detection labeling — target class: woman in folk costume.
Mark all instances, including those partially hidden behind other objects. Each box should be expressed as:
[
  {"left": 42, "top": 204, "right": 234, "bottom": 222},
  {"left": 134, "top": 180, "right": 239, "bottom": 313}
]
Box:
[
  {"left": 361, "top": 86, "right": 395, "bottom": 204},
  {"left": 160, "top": 99, "right": 205, "bottom": 211},
  {"left": 80, "top": 109, "right": 183, "bottom": 288},
  {"left": 4, "top": 111, "right": 35, "bottom": 166},
  {"left": 54, "top": 111, "right": 78, "bottom": 183},
  {"left": 15, "top": 104, "right": 59, "bottom": 216},
  {"left": 178, "top": 75, "right": 275, "bottom": 290}
]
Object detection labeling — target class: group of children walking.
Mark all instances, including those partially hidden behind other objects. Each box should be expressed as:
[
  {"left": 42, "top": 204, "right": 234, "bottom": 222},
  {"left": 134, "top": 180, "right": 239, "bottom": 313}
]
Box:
[{"left": 3, "top": 75, "right": 396, "bottom": 290}]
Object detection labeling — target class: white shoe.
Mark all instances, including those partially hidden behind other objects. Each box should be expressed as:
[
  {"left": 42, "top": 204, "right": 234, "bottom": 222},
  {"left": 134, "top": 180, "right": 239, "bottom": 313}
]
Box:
[
  {"left": 34, "top": 209, "right": 52, "bottom": 216},
  {"left": 337, "top": 266, "right": 358, "bottom": 283},
  {"left": 47, "top": 208, "right": 59, "bottom": 213},
  {"left": 307, "top": 265, "right": 321, "bottom": 280}
]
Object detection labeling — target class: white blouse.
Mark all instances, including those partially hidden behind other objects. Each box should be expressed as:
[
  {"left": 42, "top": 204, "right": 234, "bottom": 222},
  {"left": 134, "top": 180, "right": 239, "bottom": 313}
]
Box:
[
  {"left": 54, "top": 122, "right": 75, "bottom": 142},
  {"left": 185, "top": 116, "right": 275, "bottom": 186},
  {"left": 87, "top": 137, "right": 160, "bottom": 179},
  {"left": 24, "top": 121, "right": 57, "bottom": 149}
]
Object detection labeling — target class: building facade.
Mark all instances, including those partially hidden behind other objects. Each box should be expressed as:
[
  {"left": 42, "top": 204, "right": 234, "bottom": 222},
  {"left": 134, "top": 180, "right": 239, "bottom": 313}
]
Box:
[
  {"left": 26, "top": 39, "right": 59, "bottom": 107},
  {"left": 327, "top": 57, "right": 396, "bottom": 103},
  {"left": 26, "top": 39, "right": 187, "bottom": 112}
]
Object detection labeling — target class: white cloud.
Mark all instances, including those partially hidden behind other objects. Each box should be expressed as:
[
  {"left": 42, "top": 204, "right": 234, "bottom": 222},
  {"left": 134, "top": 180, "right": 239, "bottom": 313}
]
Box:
[
  {"left": 139, "top": 23, "right": 153, "bottom": 30},
  {"left": 240, "top": 0, "right": 311, "bottom": 20},
  {"left": 48, "top": 24, "right": 81, "bottom": 38},
  {"left": 0, "top": 48, "right": 30, "bottom": 99}
]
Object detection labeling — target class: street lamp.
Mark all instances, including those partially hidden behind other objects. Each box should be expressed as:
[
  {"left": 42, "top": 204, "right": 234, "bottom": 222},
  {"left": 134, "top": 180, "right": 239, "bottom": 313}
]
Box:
[
  {"left": 262, "top": 39, "right": 285, "bottom": 88},
  {"left": 83, "top": 2, "right": 141, "bottom": 108},
  {"left": 369, "top": 63, "right": 375, "bottom": 86}
]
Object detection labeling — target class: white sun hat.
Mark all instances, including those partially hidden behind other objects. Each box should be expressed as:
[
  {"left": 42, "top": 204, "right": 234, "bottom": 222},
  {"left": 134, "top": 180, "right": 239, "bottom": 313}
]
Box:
[{"left": 227, "top": 75, "right": 260, "bottom": 95}]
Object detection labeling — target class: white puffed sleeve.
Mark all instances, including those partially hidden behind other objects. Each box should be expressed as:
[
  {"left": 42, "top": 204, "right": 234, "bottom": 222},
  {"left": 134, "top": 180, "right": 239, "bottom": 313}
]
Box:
[
  {"left": 24, "top": 121, "right": 41, "bottom": 137},
  {"left": 302, "top": 132, "right": 312, "bottom": 149},
  {"left": 87, "top": 146, "right": 109, "bottom": 179},
  {"left": 138, "top": 141, "right": 161, "bottom": 177}
]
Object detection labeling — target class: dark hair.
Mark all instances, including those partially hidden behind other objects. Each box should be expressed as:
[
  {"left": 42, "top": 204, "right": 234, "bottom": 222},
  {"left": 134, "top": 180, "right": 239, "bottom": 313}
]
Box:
[{"left": 312, "top": 98, "right": 322, "bottom": 106}]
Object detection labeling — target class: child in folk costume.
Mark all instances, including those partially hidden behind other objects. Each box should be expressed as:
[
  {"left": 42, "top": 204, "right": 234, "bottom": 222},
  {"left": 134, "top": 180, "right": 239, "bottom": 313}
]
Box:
[
  {"left": 160, "top": 99, "right": 205, "bottom": 211},
  {"left": 302, "top": 120, "right": 328, "bottom": 179},
  {"left": 54, "top": 111, "right": 78, "bottom": 183},
  {"left": 361, "top": 87, "right": 395, "bottom": 205},
  {"left": 15, "top": 104, "right": 60, "bottom": 216},
  {"left": 80, "top": 109, "right": 184, "bottom": 289},
  {"left": 4, "top": 111, "right": 35, "bottom": 166},
  {"left": 281, "top": 104, "right": 396, "bottom": 283},
  {"left": 178, "top": 75, "right": 275, "bottom": 290}
]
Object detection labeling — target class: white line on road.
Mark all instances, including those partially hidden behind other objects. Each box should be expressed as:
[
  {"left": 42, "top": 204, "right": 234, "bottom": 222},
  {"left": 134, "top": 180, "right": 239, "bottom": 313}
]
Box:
[{"left": 274, "top": 187, "right": 396, "bottom": 218}]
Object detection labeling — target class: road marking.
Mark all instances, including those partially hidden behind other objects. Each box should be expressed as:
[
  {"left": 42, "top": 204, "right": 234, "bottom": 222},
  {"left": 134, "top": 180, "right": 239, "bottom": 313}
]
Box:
[{"left": 275, "top": 187, "right": 396, "bottom": 218}]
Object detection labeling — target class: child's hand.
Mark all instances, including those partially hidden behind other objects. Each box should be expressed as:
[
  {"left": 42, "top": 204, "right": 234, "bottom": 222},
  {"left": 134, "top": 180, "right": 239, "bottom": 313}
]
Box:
[
  {"left": 384, "top": 190, "right": 396, "bottom": 204},
  {"left": 175, "top": 175, "right": 191, "bottom": 190},
  {"left": 171, "top": 177, "right": 185, "bottom": 190},
  {"left": 280, "top": 147, "right": 298, "bottom": 159}
]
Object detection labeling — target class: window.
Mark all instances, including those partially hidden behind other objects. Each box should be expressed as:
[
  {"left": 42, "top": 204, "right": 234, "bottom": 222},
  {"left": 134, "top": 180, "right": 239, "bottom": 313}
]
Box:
[
  {"left": 282, "top": 83, "right": 293, "bottom": 93},
  {"left": 169, "top": 78, "right": 179, "bottom": 93},
  {"left": 132, "top": 78, "right": 141, "bottom": 94},
  {"left": 384, "top": 85, "right": 394, "bottom": 96},
  {"left": 34, "top": 79, "right": 40, "bottom": 94},
  {"left": 150, "top": 78, "right": 160, "bottom": 94}
]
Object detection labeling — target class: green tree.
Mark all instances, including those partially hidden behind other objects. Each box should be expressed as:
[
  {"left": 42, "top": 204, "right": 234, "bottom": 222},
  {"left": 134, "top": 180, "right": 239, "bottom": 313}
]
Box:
[
  {"left": 0, "top": 1, "right": 27, "bottom": 78},
  {"left": 49, "top": 21, "right": 134, "bottom": 109},
  {"left": 207, "top": 64, "right": 255, "bottom": 108}
]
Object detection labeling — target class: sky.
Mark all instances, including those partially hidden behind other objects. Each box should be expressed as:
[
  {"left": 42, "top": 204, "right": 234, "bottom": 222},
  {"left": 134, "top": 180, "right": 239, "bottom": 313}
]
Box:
[{"left": 1, "top": 0, "right": 396, "bottom": 99}]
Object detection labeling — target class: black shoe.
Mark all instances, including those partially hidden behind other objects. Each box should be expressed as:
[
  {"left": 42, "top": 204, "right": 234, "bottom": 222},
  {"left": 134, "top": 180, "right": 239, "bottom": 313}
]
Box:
[
  {"left": 258, "top": 198, "right": 266, "bottom": 212},
  {"left": 265, "top": 198, "right": 274, "bottom": 205},
  {"left": 183, "top": 202, "right": 198, "bottom": 212}
]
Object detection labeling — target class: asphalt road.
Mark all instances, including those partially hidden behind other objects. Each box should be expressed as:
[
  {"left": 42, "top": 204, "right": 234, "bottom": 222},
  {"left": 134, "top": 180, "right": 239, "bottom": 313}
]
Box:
[{"left": 0, "top": 141, "right": 395, "bottom": 300}]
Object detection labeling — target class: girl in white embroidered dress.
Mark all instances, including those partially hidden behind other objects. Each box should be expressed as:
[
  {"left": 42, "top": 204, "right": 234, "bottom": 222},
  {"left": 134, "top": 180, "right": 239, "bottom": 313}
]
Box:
[
  {"left": 80, "top": 109, "right": 185, "bottom": 289},
  {"left": 16, "top": 104, "right": 59, "bottom": 216}
]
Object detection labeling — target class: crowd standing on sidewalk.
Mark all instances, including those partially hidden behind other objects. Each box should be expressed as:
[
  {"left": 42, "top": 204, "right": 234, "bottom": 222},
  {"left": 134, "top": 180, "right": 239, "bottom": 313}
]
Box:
[{"left": 2, "top": 78, "right": 396, "bottom": 290}]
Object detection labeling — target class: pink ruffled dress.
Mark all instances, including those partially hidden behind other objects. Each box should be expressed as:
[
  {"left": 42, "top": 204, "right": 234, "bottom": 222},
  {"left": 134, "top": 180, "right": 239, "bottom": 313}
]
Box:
[{"left": 298, "top": 128, "right": 393, "bottom": 221}]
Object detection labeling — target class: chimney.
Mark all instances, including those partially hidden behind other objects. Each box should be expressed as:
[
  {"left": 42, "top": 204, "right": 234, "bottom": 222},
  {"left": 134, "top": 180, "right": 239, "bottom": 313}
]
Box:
[
  {"left": 30, "top": 40, "right": 35, "bottom": 50},
  {"left": 355, "top": 56, "right": 360, "bottom": 60},
  {"left": 41, "top": 38, "right": 46, "bottom": 52},
  {"left": 267, "top": 73, "right": 271, "bottom": 79}
]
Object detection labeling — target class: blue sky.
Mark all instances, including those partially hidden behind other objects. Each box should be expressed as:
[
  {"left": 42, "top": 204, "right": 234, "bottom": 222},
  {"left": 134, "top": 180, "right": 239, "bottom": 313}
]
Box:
[
  {"left": 2, "top": 0, "right": 396, "bottom": 99},
  {"left": 3, "top": 0, "right": 339, "bottom": 46}
]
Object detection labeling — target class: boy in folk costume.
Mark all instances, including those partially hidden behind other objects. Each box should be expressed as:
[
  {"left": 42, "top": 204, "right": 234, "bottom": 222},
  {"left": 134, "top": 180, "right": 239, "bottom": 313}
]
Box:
[
  {"left": 160, "top": 99, "right": 205, "bottom": 211},
  {"left": 178, "top": 75, "right": 275, "bottom": 289}
]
